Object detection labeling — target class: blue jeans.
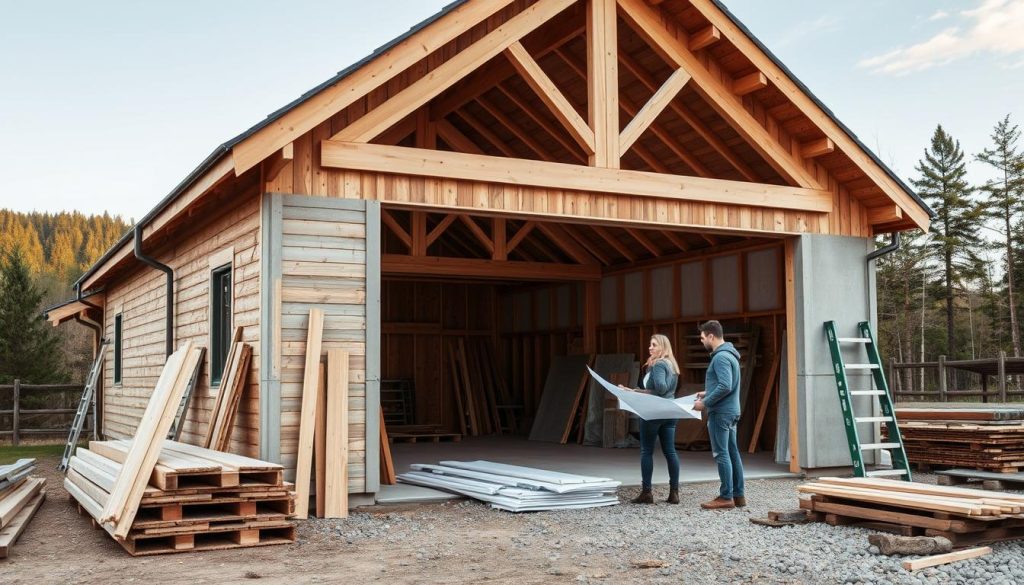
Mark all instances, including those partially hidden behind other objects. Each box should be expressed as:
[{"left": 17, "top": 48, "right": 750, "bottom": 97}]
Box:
[
  {"left": 707, "top": 412, "right": 744, "bottom": 499},
  {"left": 639, "top": 419, "right": 680, "bottom": 490}
]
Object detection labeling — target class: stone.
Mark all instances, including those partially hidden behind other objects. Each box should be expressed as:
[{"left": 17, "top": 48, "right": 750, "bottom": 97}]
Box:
[{"left": 867, "top": 534, "right": 953, "bottom": 556}]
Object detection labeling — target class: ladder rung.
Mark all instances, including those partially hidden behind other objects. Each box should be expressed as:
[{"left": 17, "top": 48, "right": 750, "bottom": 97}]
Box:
[
  {"left": 866, "top": 469, "right": 910, "bottom": 477},
  {"left": 860, "top": 443, "right": 901, "bottom": 450},
  {"left": 845, "top": 364, "right": 880, "bottom": 370},
  {"left": 855, "top": 416, "right": 894, "bottom": 423},
  {"left": 838, "top": 337, "right": 871, "bottom": 343},
  {"left": 849, "top": 390, "right": 885, "bottom": 396}
]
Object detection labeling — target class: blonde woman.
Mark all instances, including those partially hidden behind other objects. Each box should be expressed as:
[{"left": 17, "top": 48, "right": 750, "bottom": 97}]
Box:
[{"left": 620, "top": 334, "right": 681, "bottom": 504}]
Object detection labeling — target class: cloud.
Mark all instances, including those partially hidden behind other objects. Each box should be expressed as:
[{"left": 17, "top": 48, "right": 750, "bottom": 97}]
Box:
[
  {"left": 928, "top": 9, "right": 950, "bottom": 21},
  {"left": 859, "top": 0, "right": 1024, "bottom": 75},
  {"left": 773, "top": 14, "right": 841, "bottom": 48}
]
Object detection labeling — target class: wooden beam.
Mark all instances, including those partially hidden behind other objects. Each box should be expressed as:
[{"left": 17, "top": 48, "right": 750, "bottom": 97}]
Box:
[
  {"left": 507, "top": 221, "right": 537, "bottom": 253},
  {"left": 591, "top": 225, "right": 636, "bottom": 262},
  {"left": 493, "top": 218, "right": 507, "bottom": 260},
  {"left": 617, "top": 0, "right": 822, "bottom": 189},
  {"left": 505, "top": 42, "right": 595, "bottom": 153},
  {"left": 700, "top": 233, "right": 719, "bottom": 246},
  {"left": 562, "top": 224, "right": 614, "bottom": 265},
  {"left": 732, "top": 72, "right": 768, "bottom": 96},
  {"left": 380, "top": 209, "right": 412, "bottom": 249},
  {"left": 232, "top": 0, "right": 518, "bottom": 173},
  {"left": 535, "top": 222, "right": 599, "bottom": 265},
  {"left": 459, "top": 215, "right": 495, "bottom": 255},
  {"left": 262, "top": 142, "right": 294, "bottom": 184},
  {"left": 435, "top": 119, "right": 485, "bottom": 154},
  {"left": 867, "top": 205, "right": 902, "bottom": 225},
  {"left": 688, "top": 25, "right": 720, "bottom": 51},
  {"left": 496, "top": 85, "right": 586, "bottom": 163},
  {"left": 902, "top": 547, "right": 991, "bottom": 572},
  {"left": 426, "top": 214, "right": 459, "bottom": 247},
  {"left": 625, "top": 228, "right": 662, "bottom": 257},
  {"left": 375, "top": 114, "right": 418, "bottom": 145},
  {"left": 322, "top": 141, "right": 835, "bottom": 212},
  {"left": 476, "top": 97, "right": 558, "bottom": 162},
  {"left": 412, "top": 211, "right": 427, "bottom": 256},
  {"left": 453, "top": 110, "right": 518, "bottom": 158},
  {"left": 619, "top": 67, "right": 691, "bottom": 154},
  {"left": 381, "top": 254, "right": 600, "bottom": 281},
  {"left": 331, "top": 0, "right": 576, "bottom": 143},
  {"left": 587, "top": 0, "right": 619, "bottom": 168},
  {"left": 784, "top": 237, "right": 800, "bottom": 474},
  {"left": 685, "top": 0, "right": 930, "bottom": 230},
  {"left": 619, "top": 52, "right": 759, "bottom": 182},
  {"left": 801, "top": 137, "right": 835, "bottom": 159},
  {"left": 661, "top": 229, "right": 691, "bottom": 252}
]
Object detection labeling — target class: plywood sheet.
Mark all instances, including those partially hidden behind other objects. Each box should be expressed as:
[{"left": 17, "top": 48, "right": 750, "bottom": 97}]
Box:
[{"left": 528, "top": 354, "right": 592, "bottom": 444}]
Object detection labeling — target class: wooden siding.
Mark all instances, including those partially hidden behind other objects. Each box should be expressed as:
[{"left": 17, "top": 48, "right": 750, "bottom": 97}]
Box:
[
  {"left": 271, "top": 195, "right": 369, "bottom": 492},
  {"left": 101, "top": 188, "right": 262, "bottom": 455}
]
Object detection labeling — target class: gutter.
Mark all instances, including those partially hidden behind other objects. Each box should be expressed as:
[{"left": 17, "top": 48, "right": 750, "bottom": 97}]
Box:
[
  {"left": 133, "top": 224, "right": 175, "bottom": 357},
  {"left": 867, "top": 231, "right": 901, "bottom": 262}
]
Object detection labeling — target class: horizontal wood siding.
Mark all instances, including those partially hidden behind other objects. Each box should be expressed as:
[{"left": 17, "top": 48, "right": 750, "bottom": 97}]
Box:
[
  {"left": 274, "top": 195, "right": 368, "bottom": 492},
  {"left": 102, "top": 188, "right": 261, "bottom": 456}
]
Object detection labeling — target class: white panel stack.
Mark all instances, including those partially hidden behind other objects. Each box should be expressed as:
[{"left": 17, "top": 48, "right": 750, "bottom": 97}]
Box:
[{"left": 397, "top": 460, "right": 620, "bottom": 512}]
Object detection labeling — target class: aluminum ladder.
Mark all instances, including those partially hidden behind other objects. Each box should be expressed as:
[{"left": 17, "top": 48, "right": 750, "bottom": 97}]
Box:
[
  {"left": 58, "top": 341, "right": 109, "bottom": 472},
  {"left": 824, "top": 320, "right": 912, "bottom": 481},
  {"left": 167, "top": 347, "right": 205, "bottom": 441}
]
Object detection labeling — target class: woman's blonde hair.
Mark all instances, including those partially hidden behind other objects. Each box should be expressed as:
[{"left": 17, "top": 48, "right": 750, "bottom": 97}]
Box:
[{"left": 650, "top": 333, "right": 680, "bottom": 374}]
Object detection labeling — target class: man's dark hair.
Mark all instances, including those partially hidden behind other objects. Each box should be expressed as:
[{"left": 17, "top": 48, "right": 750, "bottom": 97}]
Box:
[{"left": 699, "top": 320, "right": 724, "bottom": 340}]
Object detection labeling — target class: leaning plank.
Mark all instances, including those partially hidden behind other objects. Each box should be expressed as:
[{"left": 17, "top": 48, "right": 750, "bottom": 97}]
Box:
[
  {"left": 204, "top": 327, "right": 244, "bottom": 448},
  {"left": 380, "top": 410, "right": 396, "bottom": 486},
  {"left": 314, "top": 362, "right": 327, "bottom": 518},
  {"left": 0, "top": 477, "right": 45, "bottom": 528},
  {"left": 101, "top": 343, "right": 202, "bottom": 539},
  {"left": 214, "top": 344, "right": 254, "bottom": 452},
  {"left": 325, "top": 350, "right": 350, "bottom": 518},
  {"left": 528, "top": 354, "right": 592, "bottom": 444},
  {"left": 902, "top": 546, "right": 992, "bottom": 571},
  {"left": 294, "top": 309, "right": 324, "bottom": 519},
  {"left": 0, "top": 490, "right": 45, "bottom": 559}
]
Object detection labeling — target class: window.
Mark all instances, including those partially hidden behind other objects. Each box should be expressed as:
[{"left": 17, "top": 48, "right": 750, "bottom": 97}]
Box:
[
  {"left": 113, "top": 313, "right": 123, "bottom": 384},
  {"left": 210, "top": 264, "right": 232, "bottom": 386}
]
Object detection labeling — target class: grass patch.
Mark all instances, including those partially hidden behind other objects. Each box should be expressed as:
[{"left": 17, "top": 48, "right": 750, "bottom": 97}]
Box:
[{"left": 0, "top": 443, "right": 66, "bottom": 464}]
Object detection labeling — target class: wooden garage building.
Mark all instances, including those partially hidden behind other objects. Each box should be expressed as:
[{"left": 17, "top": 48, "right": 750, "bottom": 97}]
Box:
[{"left": 54, "top": 0, "right": 932, "bottom": 504}]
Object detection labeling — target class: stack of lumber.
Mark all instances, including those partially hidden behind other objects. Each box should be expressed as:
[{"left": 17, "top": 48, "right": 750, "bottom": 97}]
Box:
[
  {"left": 446, "top": 338, "right": 509, "bottom": 438},
  {"left": 397, "top": 460, "right": 619, "bottom": 512},
  {"left": 0, "top": 459, "right": 46, "bottom": 559},
  {"left": 65, "top": 440, "right": 294, "bottom": 556},
  {"left": 892, "top": 405, "right": 1024, "bottom": 471},
  {"left": 798, "top": 477, "right": 1024, "bottom": 548},
  {"left": 204, "top": 327, "right": 253, "bottom": 452}
]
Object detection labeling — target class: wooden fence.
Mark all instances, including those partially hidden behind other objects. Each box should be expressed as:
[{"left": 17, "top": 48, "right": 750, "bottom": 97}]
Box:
[
  {"left": 889, "top": 352, "right": 1024, "bottom": 403},
  {"left": 0, "top": 381, "right": 88, "bottom": 445}
]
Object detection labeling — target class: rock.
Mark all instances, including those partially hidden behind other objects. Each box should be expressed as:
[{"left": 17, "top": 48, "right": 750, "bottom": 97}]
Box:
[
  {"left": 631, "top": 559, "right": 668, "bottom": 569},
  {"left": 867, "top": 534, "right": 953, "bottom": 556},
  {"left": 767, "top": 510, "right": 810, "bottom": 523},
  {"left": 868, "top": 546, "right": 880, "bottom": 555}
]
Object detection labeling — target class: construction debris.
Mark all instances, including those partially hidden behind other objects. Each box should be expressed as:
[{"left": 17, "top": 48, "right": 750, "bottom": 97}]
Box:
[
  {"left": 902, "top": 546, "right": 992, "bottom": 572},
  {"left": 0, "top": 459, "right": 45, "bottom": 559},
  {"left": 750, "top": 509, "right": 809, "bottom": 527},
  {"left": 397, "top": 460, "right": 619, "bottom": 512},
  {"left": 799, "top": 477, "right": 1024, "bottom": 548},
  {"left": 868, "top": 534, "right": 952, "bottom": 556}
]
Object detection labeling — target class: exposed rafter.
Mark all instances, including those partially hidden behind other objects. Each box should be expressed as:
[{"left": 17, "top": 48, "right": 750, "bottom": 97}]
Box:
[
  {"left": 496, "top": 85, "right": 586, "bottom": 163},
  {"left": 476, "top": 97, "right": 559, "bottom": 162},
  {"left": 381, "top": 209, "right": 412, "bottom": 249},
  {"left": 591, "top": 225, "right": 637, "bottom": 262},
  {"left": 453, "top": 110, "right": 519, "bottom": 158},
  {"left": 625, "top": 228, "right": 663, "bottom": 257},
  {"left": 435, "top": 119, "right": 484, "bottom": 154},
  {"left": 619, "top": 67, "right": 691, "bottom": 154},
  {"left": 587, "top": 0, "right": 619, "bottom": 168}
]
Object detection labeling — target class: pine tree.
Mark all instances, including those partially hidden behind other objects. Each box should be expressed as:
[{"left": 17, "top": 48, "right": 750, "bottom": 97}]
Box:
[
  {"left": 913, "top": 125, "right": 985, "bottom": 358},
  {"left": 0, "top": 248, "right": 68, "bottom": 383},
  {"left": 875, "top": 230, "right": 933, "bottom": 389},
  {"left": 978, "top": 115, "right": 1024, "bottom": 357}
]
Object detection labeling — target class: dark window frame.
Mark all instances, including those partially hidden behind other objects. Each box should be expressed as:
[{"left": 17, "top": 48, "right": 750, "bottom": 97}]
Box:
[
  {"left": 113, "top": 313, "right": 123, "bottom": 385},
  {"left": 210, "top": 263, "right": 233, "bottom": 386}
]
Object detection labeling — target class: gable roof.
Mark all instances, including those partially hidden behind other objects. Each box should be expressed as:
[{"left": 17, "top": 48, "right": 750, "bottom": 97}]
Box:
[{"left": 77, "top": 0, "right": 932, "bottom": 290}]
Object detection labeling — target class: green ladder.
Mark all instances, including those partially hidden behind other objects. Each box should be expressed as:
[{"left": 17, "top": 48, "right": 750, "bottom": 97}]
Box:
[{"left": 824, "top": 321, "right": 912, "bottom": 481}]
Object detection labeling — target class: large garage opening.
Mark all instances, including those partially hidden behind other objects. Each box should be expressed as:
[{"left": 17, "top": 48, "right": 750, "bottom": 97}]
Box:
[{"left": 376, "top": 207, "right": 793, "bottom": 501}]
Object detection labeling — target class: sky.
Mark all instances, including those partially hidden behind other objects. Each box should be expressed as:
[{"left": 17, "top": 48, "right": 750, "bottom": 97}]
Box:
[{"left": 1, "top": 0, "right": 1022, "bottom": 222}]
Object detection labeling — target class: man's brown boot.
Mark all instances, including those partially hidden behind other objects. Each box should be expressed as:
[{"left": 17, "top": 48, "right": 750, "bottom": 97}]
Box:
[
  {"left": 632, "top": 489, "right": 654, "bottom": 504},
  {"left": 700, "top": 497, "right": 735, "bottom": 510},
  {"left": 734, "top": 496, "right": 746, "bottom": 508},
  {"left": 667, "top": 488, "right": 680, "bottom": 505}
]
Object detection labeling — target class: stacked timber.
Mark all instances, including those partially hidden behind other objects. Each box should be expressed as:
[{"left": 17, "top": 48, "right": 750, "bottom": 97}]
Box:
[
  {"left": 798, "top": 477, "right": 1024, "bottom": 548},
  {"left": 65, "top": 440, "right": 294, "bottom": 556},
  {"left": 397, "top": 460, "right": 620, "bottom": 512},
  {"left": 891, "top": 405, "right": 1024, "bottom": 472},
  {"left": 0, "top": 459, "right": 46, "bottom": 559}
]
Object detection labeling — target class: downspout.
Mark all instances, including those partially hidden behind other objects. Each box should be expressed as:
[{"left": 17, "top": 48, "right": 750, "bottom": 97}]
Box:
[
  {"left": 867, "top": 231, "right": 901, "bottom": 262},
  {"left": 133, "top": 225, "right": 174, "bottom": 357}
]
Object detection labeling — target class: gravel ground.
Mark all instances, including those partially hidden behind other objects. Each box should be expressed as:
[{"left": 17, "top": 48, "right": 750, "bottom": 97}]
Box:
[{"left": 5, "top": 458, "right": 1024, "bottom": 584}]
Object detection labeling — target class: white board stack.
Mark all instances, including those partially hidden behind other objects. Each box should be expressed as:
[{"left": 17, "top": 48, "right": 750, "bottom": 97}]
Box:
[
  {"left": 0, "top": 458, "right": 46, "bottom": 559},
  {"left": 397, "top": 460, "right": 620, "bottom": 512}
]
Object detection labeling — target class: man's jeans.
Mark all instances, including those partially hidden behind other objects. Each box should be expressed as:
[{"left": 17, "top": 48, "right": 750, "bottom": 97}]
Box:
[
  {"left": 707, "top": 412, "right": 744, "bottom": 499},
  {"left": 639, "top": 419, "right": 680, "bottom": 490}
]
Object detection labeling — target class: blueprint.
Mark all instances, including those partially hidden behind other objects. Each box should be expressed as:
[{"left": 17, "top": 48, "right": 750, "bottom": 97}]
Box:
[{"left": 586, "top": 366, "right": 702, "bottom": 421}]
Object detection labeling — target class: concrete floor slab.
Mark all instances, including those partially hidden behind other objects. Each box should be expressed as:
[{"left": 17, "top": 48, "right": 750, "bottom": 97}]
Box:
[{"left": 377, "top": 436, "right": 798, "bottom": 504}]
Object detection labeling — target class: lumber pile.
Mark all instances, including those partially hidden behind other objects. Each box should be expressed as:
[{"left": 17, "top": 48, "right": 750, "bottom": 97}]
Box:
[
  {"left": 397, "top": 460, "right": 620, "bottom": 512},
  {"left": 0, "top": 459, "right": 46, "bottom": 559},
  {"left": 204, "top": 327, "right": 252, "bottom": 452},
  {"left": 446, "top": 338, "right": 510, "bottom": 438},
  {"left": 798, "top": 477, "right": 1024, "bottom": 548},
  {"left": 891, "top": 405, "right": 1024, "bottom": 472},
  {"left": 65, "top": 440, "right": 293, "bottom": 556}
]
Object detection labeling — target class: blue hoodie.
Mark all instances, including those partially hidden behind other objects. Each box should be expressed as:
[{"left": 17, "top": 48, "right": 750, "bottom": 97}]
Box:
[{"left": 703, "top": 341, "right": 741, "bottom": 415}]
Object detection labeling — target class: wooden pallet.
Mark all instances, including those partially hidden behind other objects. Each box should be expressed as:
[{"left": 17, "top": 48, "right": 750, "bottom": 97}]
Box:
[
  {"left": 389, "top": 432, "right": 462, "bottom": 443},
  {"left": 123, "top": 523, "right": 296, "bottom": 556},
  {"left": 936, "top": 469, "right": 1024, "bottom": 491}
]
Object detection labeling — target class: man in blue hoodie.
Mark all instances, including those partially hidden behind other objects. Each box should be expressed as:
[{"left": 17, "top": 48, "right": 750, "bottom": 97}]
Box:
[{"left": 694, "top": 320, "right": 745, "bottom": 510}]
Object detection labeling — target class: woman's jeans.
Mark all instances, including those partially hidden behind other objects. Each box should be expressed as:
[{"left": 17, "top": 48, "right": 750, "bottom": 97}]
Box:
[
  {"left": 639, "top": 419, "right": 680, "bottom": 490},
  {"left": 707, "top": 411, "right": 745, "bottom": 499}
]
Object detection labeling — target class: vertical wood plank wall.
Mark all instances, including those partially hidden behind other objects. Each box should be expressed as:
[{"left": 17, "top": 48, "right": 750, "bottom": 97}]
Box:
[
  {"left": 264, "top": 194, "right": 372, "bottom": 492},
  {"left": 101, "top": 188, "right": 262, "bottom": 455}
]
